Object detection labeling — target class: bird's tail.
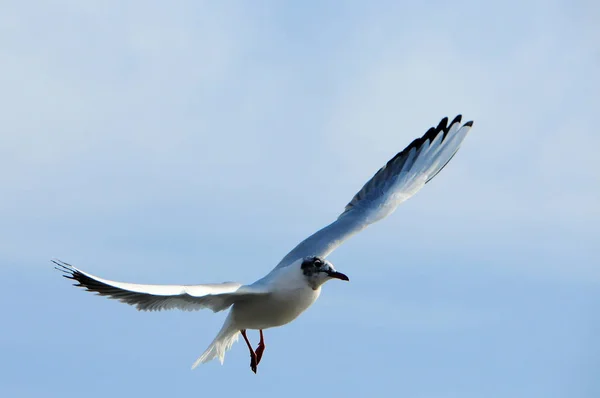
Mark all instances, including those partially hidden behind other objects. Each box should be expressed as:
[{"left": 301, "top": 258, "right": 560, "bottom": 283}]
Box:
[{"left": 191, "top": 313, "right": 239, "bottom": 369}]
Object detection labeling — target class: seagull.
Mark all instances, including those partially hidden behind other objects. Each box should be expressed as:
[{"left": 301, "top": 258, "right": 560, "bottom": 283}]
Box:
[{"left": 55, "top": 115, "right": 473, "bottom": 373}]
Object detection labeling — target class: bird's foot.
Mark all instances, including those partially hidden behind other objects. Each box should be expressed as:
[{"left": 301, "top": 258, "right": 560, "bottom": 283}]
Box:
[
  {"left": 255, "top": 342, "right": 265, "bottom": 365},
  {"left": 250, "top": 352, "right": 258, "bottom": 373}
]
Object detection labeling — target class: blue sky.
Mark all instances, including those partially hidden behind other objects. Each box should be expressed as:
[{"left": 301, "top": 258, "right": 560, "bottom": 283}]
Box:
[{"left": 1, "top": 1, "right": 599, "bottom": 397}]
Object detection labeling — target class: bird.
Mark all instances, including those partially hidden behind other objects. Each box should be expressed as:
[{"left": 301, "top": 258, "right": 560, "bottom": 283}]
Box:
[{"left": 55, "top": 115, "right": 473, "bottom": 373}]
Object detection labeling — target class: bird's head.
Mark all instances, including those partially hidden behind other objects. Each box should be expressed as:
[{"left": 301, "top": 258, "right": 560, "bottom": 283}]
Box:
[{"left": 300, "top": 256, "right": 349, "bottom": 290}]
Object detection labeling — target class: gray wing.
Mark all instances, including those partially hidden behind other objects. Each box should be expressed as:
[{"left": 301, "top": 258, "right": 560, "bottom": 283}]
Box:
[
  {"left": 54, "top": 260, "right": 268, "bottom": 312},
  {"left": 271, "top": 115, "right": 473, "bottom": 271}
]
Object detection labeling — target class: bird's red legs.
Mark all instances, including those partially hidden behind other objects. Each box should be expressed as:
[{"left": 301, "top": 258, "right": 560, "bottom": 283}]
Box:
[
  {"left": 255, "top": 329, "right": 266, "bottom": 365},
  {"left": 240, "top": 329, "right": 258, "bottom": 373}
]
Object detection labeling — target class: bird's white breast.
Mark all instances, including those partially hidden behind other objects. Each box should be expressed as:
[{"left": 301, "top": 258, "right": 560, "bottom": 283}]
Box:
[{"left": 231, "top": 267, "right": 321, "bottom": 330}]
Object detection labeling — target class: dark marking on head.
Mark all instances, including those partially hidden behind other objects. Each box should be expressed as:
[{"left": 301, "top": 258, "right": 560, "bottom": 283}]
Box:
[{"left": 301, "top": 256, "right": 324, "bottom": 277}]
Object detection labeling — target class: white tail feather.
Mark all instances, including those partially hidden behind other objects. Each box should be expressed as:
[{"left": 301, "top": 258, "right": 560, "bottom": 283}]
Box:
[{"left": 191, "top": 315, "right": 239, "bottom": 369}]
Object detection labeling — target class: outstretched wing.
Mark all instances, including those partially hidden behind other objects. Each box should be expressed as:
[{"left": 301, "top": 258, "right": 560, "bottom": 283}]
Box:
[
  {"left": 272, "top": 115, "right": 473, "bottom": 271},
  {"left": 54, "top": 260, "right": 268, "bottom": 312}
]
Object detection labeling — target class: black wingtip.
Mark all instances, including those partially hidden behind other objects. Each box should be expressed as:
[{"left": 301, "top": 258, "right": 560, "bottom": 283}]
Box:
[
  {"left": 436, "top": 116, "right": 449, "bottom": 133},
  {"left": 464, "top": 121, "right": 473, "bottom": 127},
  {"left": 53, "top": 259, "right": 76, "bottom": 278},
  {"left": 450, "top": 114, "right": 462, "bottom": 126}
]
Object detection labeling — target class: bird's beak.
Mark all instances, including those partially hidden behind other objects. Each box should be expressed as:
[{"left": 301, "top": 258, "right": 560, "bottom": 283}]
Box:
[{"left": 327, "top": 270, "right": 349, "bottom": 281}]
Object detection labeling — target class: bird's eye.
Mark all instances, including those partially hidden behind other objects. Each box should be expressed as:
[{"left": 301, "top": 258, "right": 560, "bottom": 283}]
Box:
[{"left": 314, "top": 259, "right": 322, "bottom": 267}]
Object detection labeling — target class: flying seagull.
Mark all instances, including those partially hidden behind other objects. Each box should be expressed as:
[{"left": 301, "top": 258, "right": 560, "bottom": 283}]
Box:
[{"left": 55, "top": 115, "right": 473, "bottom": 373}]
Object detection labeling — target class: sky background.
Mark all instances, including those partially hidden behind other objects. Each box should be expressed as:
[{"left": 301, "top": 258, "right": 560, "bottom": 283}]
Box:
[{"left": 1, "top": 1, "right": 599, "bottom": 397}]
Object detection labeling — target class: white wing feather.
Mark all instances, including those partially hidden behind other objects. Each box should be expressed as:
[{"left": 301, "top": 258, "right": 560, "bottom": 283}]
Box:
[
  {"left": 271, "top": 115, "right": 473, "bottom": 271},
  {"left": 54, "top": 260, "right": 268, "bottom": 312}
]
